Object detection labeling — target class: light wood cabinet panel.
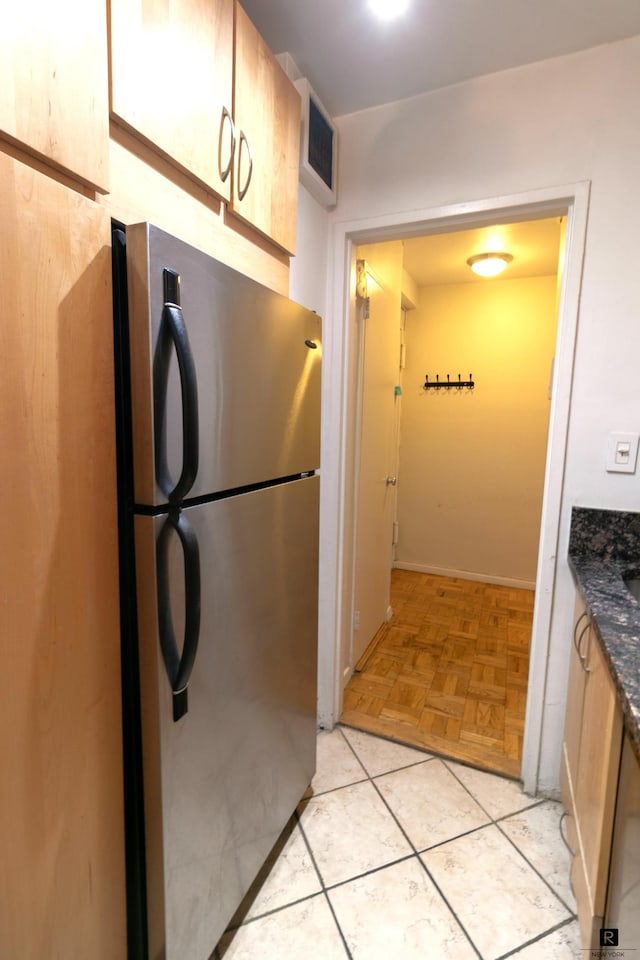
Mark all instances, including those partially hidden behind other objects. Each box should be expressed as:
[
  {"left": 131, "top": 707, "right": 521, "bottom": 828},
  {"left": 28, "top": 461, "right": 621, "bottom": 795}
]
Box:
[
  {"left": 100, "top": 131, "right": 290, "bottom": 295},
  {"left": 562, "top": 592, "right": 623, "bottom": 949},
  {"left": 561, "top": 596, "right": 590, "bottom": 811},
  {"left": 575, "top": 631, "right": 623, "bottom": 925},
  {"left": 605, "top": 734, "right": 640, "bottom": 946},
  {"left": 110, "top": 0, "right": 234, "bottom": 200},
  {"left": 0, "top": 0, "right": 109, "bottom": 191},
  {"left": 232, "top": 3, "right": 300, "bottom": 255},
  {"left": 0, "top": 154, "right": 126, "bottom": 958}
]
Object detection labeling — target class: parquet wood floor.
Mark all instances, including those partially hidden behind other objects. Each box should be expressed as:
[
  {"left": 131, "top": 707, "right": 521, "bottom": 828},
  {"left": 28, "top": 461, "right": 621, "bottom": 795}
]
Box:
[{"left": 340, "top": 569, "right": 533, "bottom": 779}]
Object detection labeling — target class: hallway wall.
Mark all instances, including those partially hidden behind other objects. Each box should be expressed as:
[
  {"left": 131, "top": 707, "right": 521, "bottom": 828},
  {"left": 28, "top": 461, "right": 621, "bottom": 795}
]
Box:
[
  {"left": 322, "top": 36, "right": 640, "bottom": 794},
  {"left": 292, "top": 35, "right": 640, "bottom": 790},
  {"left": 397, "top": 275, "right": 558, "bottom": 586}
]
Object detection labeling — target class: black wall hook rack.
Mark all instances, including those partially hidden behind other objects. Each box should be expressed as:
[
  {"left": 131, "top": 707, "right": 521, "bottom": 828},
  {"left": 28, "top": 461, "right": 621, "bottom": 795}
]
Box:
[{"left": 423, "top": 373, "right": 475, "bottom": 391}]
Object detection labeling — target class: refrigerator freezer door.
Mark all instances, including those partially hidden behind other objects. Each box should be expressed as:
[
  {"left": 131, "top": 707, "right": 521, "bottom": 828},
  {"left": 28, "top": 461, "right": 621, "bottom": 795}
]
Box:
[
  {"left": 134, "top": 475, "right": 319, "bottom": 959},
  {"left": 126, "top": 222, "right": 321, "bottom": 507}
]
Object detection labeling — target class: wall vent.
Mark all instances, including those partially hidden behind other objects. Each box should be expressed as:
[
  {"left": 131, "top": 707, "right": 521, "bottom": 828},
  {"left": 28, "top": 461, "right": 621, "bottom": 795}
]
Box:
[{"left": 294, "top": 78, "right": 337, "bottom": 209}]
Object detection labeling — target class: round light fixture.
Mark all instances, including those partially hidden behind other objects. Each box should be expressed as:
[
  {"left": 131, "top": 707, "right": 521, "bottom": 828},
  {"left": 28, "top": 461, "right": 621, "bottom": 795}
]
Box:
[
  {"left": 466, "top": 252, "right": 513, "bottom": 278},
  {"left": 369, "top": 0, "right": 410, "bottom": 20}
]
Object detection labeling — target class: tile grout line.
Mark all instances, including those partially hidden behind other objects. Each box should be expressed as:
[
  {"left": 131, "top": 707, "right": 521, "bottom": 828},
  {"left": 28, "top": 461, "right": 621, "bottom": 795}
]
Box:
[
  {"left": 221, "top": 806, "right": 354, "bottom": 958},
  {"left": 293, "top": 801, "right": 354, "bottom": 959},
  {"left": 413, "top": 857, "right": 485, "bottom": 960},
  {"left": 325, "top": 728, "right": 484, "bottom": 957},
  {"left": 492, "top": 915, "right": 579, "bottom": 960},
  {"left": 339, "top": 727, "right": 576, "bottom": 957},
  {"left": 337, "top": 723, "right": 439, "bottom": 779},
  {"left": 442, "top": 755, "right": 545, "bottom": 821},
  {"left": 492, "top": 814, "right": 578, "bottom": 919},
  {"left": 220, "top": 725, "right": 576, "bottom": 959},
  {"left": 433, "top": 760, "right": 577, "bottom": 944},
  {"left": 343, "top": 732, "right": 486, "bottom": 960},
  {"left": 366, "top": 771, "right": 485, "bottom": 960}
]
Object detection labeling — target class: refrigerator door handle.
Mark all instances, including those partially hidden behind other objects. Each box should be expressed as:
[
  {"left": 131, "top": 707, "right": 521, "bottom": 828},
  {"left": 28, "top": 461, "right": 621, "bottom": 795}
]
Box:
[
  {"left": 156, "top": 511, "right": 201, "bottom": 722},
  {"left": 153, "top": 271, "right": 199, "bottom": 503}
]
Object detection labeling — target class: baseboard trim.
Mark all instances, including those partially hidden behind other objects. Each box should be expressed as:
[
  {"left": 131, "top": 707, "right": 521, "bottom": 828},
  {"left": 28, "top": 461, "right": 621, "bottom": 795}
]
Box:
[{"left": 393, "top": 561, "right": 535, "bottom": 592}]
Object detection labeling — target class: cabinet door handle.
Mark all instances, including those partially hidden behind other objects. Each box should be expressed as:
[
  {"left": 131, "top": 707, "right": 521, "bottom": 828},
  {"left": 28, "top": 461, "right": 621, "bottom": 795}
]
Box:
[
  {"left": 237, "top": 130, "right": 253, "bottom": 200},
  {"left": 219, "top": 105, "right": 236, "bottom": 183},
  {"left": 559, "top": 810, "right": 576, "bottom": 857},
  {"left": 573, "top": 610, "right": 587, "bottom": 654},
  {"left": 577, "top": 619, "right": 591, "bottom": 673}
]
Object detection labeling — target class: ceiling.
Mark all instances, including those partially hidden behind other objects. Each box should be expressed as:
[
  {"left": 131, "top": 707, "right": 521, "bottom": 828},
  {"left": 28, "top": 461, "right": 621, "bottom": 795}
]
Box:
[
  {"left": 240, "top": 0, "right": 640, "bottom": 118},
  {"left": 401, "top": 217, "right": 563, "bottom": 288}
]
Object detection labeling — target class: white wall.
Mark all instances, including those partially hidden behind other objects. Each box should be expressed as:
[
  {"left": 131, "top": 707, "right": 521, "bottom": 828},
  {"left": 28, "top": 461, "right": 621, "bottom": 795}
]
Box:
[
  {"left": 291, "top": 35, "right": 640, "bottom": 792},
  {"left": 289, "top": 184, "right": 330, "bottom": 314}
]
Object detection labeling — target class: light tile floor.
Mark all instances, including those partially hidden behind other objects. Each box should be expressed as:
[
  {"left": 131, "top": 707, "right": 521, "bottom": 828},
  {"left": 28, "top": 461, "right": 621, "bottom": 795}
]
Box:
[{"left": 216, "top": 727, "right": 581, "bottom": 960}]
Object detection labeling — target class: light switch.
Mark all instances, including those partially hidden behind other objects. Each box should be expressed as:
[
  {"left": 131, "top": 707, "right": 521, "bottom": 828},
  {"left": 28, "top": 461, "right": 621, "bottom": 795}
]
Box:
[
  {"left": 616, "top": 442, "right": 631, "bottom": 465},
  {"left": 606, "top": 432, "right": 639, "bottom": 473}
]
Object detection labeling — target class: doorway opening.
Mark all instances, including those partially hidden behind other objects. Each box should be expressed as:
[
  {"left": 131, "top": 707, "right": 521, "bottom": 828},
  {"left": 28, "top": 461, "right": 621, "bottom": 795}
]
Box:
[
  {"left": 320, "top": 184, "right": 590, "bottom": 795},
  {"left": 341, "top": 217, "right": 562, "bottom": 778}
]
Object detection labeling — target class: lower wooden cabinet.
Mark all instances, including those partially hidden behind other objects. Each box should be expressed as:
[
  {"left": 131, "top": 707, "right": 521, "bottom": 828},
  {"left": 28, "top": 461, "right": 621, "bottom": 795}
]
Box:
[
  {"left": 0, "top": 153, "right": 126, "bottom": 958},
  {"left": 561, "top": 593, "right": 623, "bottom": 949}
]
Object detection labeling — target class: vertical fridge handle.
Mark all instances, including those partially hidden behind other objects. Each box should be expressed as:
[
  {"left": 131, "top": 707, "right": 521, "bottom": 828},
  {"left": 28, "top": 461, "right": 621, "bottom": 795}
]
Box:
[
  {"left": 156, "top": 511, "right": 201, "bottom": 722},
  {"left": 153, "top": 269, "right": 199, "bottom": 503}
]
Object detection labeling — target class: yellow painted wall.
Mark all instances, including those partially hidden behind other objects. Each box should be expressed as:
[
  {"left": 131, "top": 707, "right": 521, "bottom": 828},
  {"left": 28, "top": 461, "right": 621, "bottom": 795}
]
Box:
[{"left": 397, "top": 275, "right": 558, "bottom": 586}]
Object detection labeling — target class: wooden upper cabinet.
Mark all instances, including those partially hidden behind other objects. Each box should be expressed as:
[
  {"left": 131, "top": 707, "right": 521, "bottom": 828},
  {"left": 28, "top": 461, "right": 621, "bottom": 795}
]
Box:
[
  {"left": 109, "top": 0, "right": 235, "bottom": 200},
  {"left": 0, "top": 0, "right": 110, "bottom": 191},
  {"left": 232, "top": 3, "right": 301, "bottom": 255}
]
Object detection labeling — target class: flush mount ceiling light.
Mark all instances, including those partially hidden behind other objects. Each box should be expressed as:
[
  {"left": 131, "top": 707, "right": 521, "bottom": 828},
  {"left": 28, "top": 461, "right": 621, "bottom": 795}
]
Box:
[
  {"left": 466, "top": 252, "right": 514, "bottom": 278},
  {"left": 369, "top": 0, "right": 410, "bottom": 20}
]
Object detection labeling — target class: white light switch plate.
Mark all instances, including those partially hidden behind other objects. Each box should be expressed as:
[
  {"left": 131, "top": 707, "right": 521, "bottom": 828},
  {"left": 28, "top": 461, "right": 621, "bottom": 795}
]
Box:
[{"left": 606, "top": 432, "right": 639, "bottom": 473}]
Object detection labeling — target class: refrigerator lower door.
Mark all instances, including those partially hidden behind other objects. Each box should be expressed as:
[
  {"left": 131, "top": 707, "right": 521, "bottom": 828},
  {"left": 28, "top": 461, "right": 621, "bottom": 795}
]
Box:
[{"left": 134, "top": 475, "right": 319, "bottom": 960}]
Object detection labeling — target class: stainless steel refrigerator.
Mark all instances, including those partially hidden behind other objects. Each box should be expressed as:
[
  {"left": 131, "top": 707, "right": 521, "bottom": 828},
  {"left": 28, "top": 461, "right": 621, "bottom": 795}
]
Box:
[{"left": 112, "top": 222, "right": 321, "bottom": 959}]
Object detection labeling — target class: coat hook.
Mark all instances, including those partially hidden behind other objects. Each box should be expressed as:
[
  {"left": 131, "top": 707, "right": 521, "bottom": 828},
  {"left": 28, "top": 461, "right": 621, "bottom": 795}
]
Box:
[{"left": 423, "top": 371, "right": 476, "bottom": 391}]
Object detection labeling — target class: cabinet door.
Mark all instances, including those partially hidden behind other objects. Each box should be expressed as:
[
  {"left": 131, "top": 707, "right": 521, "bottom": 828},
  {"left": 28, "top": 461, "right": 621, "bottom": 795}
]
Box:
[
  {"left": 110, "top": 0, "right": 234, "bottom": 200},
  {"left": 574, "top": 633, "right": 623, "bottom": 937},
  {"left": 0, "top": 0, "right": 109, "bottom": 191},
  {"left": 0, "top": 155, "right": 125, "bottom": 958},
  {"left": 232, "top": 3, "right": 300, "bottom": 254}
]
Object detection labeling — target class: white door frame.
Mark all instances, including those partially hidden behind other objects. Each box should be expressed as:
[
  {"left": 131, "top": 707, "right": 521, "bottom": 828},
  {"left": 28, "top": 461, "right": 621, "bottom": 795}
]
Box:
[{"left": 318, "top": 182, "right": 590, "bottom": 796}]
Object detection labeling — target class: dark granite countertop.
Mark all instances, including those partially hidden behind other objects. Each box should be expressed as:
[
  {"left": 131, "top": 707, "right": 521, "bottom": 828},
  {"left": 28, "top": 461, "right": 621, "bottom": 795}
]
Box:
[{"left": 568, "top": 507, "right": 640, "bottom": 759}]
